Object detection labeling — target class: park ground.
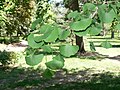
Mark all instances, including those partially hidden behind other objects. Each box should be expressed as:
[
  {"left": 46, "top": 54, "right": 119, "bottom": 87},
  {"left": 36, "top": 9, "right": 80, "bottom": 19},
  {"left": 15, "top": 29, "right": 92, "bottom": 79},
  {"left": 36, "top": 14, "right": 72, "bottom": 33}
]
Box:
[{"left": 0, "top": 35, "right": 120, "bottom": 90}]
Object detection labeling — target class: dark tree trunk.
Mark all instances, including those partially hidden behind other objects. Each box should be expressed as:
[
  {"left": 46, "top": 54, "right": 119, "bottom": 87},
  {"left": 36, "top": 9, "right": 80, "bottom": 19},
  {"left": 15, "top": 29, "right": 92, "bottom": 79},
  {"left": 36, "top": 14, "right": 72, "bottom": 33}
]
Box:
[
  {"left": 68, "top": 0, "right": 85, "bottom": 53},
  {"left": 111, "top": 31, "right": 114, "bottom": 39}
]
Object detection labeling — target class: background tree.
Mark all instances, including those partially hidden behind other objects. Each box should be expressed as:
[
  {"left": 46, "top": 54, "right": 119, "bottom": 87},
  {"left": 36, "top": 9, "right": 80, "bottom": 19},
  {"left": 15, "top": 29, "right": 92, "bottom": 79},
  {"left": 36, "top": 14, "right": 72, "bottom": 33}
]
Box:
[
  {"left": 64, "top": 0, "right": 86, "bottom": 54},
  {"left": 0, "top": 0, "right": 36, "bottom": 42}
]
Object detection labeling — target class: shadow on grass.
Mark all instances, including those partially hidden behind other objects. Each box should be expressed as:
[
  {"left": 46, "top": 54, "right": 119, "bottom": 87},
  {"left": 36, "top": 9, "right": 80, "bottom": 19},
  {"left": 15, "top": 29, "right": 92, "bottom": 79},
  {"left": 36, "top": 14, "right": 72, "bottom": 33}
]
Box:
[
  {"left": 76, "top": 52, "right": 108, "bottom": 60},
  {"left": 109, "top": 55, "right": 120, "bottom": 61},
  {"left": 0, "top": 66, "right": 47, "bottom": 90},
  {"left": 0, "top": 66, "right": 120, "bottom": 90},
  {"left": 87, "top": 37, "right": 111, "bottom": 39}
]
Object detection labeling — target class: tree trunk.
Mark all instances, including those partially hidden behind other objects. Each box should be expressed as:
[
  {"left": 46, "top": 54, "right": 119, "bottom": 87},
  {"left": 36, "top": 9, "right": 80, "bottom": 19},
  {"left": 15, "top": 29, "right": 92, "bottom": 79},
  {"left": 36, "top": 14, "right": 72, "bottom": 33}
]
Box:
[
  {"left": 76, "top": 36, "right": 85, "bottom": 53},
  {"left": 111, "top": 30, "right": 114, "bottom": 39},
  {"left": 68, "top": 0, "right": 85, "bottom": 53}
]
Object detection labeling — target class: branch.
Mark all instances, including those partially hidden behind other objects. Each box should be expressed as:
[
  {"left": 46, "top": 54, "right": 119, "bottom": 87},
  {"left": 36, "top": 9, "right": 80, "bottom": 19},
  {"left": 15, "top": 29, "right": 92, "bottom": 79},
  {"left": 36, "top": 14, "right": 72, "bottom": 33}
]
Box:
[{"left": 90, "top": 7, "right": 98, "bottom": 19}]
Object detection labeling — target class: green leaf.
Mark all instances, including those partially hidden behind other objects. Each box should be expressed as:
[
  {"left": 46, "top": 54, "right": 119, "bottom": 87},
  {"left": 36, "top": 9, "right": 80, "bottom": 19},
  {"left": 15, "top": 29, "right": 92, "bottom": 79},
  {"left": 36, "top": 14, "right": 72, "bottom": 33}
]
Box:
[
  {"left": 98, "top": 5, "right": 106, "bottom": 22},
  {"left": 44, "top": 27, "right": 59, "bottom": 42},
  {"left": 34, "top": 25, "right": 53, "bottom": 42},
  {"left": 41, "top": 45, "right": 53, "bottom": 53},
  {"left": 59, "top": 45, "right": 79, "bottom": 57},
  {"left": 89, "top": 41, "right": 96, "bottom": 52},
  {"left": 67, "top": 11, "right": 80, "bottom": 19},
  {"left": 45, "top": 55, "right": 64, "bottom": 70},
  {"left": 98, "top": 5, "right": 117, "bottom": 23},
  {"left": 110, "top": 5, "right": 117, "bottom": 14},
  {"left": 117, "top": 2, "right": 120, "bottom": 7},
  {"left": 25, "top": 54, "right": 44, "bottom": 66},
  {"left": 34, "top": 25, "right": 59, "bottom": 42},
  {"left": 74, "top": 30, "right": 89, "bottom": 37},
  {"left": 27, "top": 34, "right": 44, "bottom": 48},
  {"left": 88, "top": 26, "right": 101, "bottom": 36},
  {"left": 39, "top": 24, "right": 53, "bottom": 34},
  {"left": 31, "top": 18, "right": 42, "bottom": 30},
  {"left": 42, "top": 69, "right": 55, "bottom": 79},
  {"left": 83, "top": 3, "right": 96, "bottom": 11},
  {"left": 70, "top": 18, "right": 92, "bottom": 31},
  {"left": 59, "top": 30, "right": 70, "bottom": 40},
  {"left": 33, "top": 34, "right": 46, "bottom": 42},
  {"left": 101, "top": 41, "right": 112, "bottom": 49},
  {"left": 103, "top": 9, "right": 116, "bottom": 23},
  {"left": 115, "top": 24, "right": 120, "bottom": 30}
]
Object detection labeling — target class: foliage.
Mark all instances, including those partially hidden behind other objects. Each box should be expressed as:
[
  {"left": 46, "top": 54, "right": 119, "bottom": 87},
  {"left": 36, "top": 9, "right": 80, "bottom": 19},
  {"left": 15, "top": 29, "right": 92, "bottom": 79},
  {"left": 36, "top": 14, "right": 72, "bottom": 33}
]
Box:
[
  {"left": 0, "top": 0, "right": 37, "bottom": 41},
  {"left": 0, "top": 50, "right": 17, "bottom": 66},
  {"left": 25, "top": 0, "right": 120, "bottom": 78}
]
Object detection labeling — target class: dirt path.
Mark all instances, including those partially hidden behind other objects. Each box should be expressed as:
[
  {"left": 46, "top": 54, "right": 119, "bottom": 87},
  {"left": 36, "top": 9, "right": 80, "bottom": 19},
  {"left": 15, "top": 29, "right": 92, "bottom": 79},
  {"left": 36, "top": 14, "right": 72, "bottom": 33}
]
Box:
[{"left": 0, "top": 41, "right": 27, "bottom": 52}]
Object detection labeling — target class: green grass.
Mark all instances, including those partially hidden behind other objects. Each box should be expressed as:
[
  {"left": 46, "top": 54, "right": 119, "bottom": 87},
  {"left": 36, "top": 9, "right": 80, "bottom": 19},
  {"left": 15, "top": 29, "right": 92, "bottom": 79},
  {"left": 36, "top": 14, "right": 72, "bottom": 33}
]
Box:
[
  {"left": 0, "top": 66, "right": 120, "bottom": 90},
  {"left": 0, "top": 34, "right": 120, "bottom": 90}
]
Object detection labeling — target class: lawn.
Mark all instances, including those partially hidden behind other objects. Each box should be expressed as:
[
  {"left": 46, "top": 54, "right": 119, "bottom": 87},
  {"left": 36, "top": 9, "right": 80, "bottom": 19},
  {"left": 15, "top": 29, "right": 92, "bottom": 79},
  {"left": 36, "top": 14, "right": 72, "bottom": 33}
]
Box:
[{"left": 0, "top": 35, "right": 120, "bottom": 90}]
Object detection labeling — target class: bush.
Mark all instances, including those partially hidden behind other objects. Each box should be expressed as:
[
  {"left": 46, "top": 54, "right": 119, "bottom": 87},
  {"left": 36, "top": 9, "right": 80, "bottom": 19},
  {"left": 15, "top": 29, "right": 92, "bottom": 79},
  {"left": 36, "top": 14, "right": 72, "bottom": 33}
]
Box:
[{"left": 0, "top": 50, "right": 18, "bottom": 66}]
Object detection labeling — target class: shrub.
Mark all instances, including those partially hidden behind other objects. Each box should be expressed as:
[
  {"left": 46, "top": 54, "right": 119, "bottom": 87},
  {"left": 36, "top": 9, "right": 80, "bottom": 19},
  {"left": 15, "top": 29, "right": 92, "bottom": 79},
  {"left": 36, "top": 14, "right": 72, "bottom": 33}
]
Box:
[{"left": 0, "top": 50, "right": 17, "bottom": 66}]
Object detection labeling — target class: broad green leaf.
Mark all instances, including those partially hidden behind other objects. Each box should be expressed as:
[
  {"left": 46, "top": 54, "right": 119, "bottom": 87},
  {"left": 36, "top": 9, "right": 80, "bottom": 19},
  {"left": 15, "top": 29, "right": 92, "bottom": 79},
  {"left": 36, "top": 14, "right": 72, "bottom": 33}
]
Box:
[
  {"left": 25, "top": 54, "right": 44, "bottom": 66},
  {"left": 115, "top": 24, "right": 120, "bottom": 30},
  {"left": 34, "top": 26, "right": 59, "bottom": 42},
  {"left": 88, "top": 26, "right": 101, "bottom": 36},
  {"left": 59, "top": 30, "right": 70, "bottom": 40},
  {"left": 34, "top": 25, "right": 53, "bottom": 42},
  {"left": 95, "top": 23, "right": 103, "bottom": 29},
  {"left": 31, "top": 18, "right": 42, "bottom": 30},
  {"left": 89, "top": 41, "right": 96, "bottom": 52},
  {"left": 98, "top": 5, "right": 106, "bottom": 22},
  {"left": 27, "top": 34, "right": 44, "bottom": 48},
  {"left": 67, "top": 11, "right": 80, "bottom": 19},
  {"left": 103, "top": 9, "right": 116, "bottom": 23},
  {"left": 83, "top": 3, "right": 96, "bottom": 11},
  {"left": 44, "top": 27, "right": 59, "bottom": 42},
  {"left": 34, "top": 29, "right": 52, "bottom": 42},
  {"left": 39, "top": 24, "right": 53, "bottom": 34},
  {"left": 70, "top": 18, "right": 92, "bottom": 31},
  {"left": 110, "top": 5, "right": 117, "bottom": 14},
  {"left": 117, "top": 2, "right": 120, "bottom": 7},
  {"left": 98, "top": 5, "right": 117, "bottom": 23},
  {"left": 59, "top": 45, "right": 79, "bottom": 57},
  {"left": 25, "top": 48, "right": 35, "bottom": 56},
  {"left": 42, "top": 69, "right": 55, "bottom": 79},
  {"left": 45, "top": 55, "right": 64, "bottom": 70},
  {"left": 58, "top": 28, "right": 63, "bottom": 35},
  {"left": 74, "top": 29, "right": 89, "bottom": 36},
  {"left": 41, "top": 45, "right": 52, "bottom": 53},
  {"left": 101, "top": 41, "right": 112, "bottom": 49},
  {"left": 34, "top": 34, "right": 46, "bottom": 42}
]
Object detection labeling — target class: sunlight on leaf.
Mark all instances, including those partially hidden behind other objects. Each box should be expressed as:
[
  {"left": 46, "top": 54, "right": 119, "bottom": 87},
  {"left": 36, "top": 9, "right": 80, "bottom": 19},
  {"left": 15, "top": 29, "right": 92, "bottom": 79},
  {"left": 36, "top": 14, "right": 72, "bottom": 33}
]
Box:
[
  {"left": 74, "top": 30, "right": 89, "bottom": 36},
  {"left": 70, "top": 18, "right": 92, "bottom": 31},
  {"left": 27, "top": 34, "right": 44, "bottom": 48},
  {"left": 115, "top": 24, "right": 120, "bottom": 30},
  {"left": 59, "top": 30, "right": 70, "bottom": 40},
  {"left": 45, "top": 55, "right": 64, "bottom": 70},
  {"left": 41, "top": 45, "right": 53, "bottom": 53},
  {"left": 59, "top": 45, "right": 79, "bottom": 57},
  {"left": 88, "top": 26, "right": 101, "bottom": 36},
  {"left": 44, "top": 26, "right": 59, "bottom": 42}
]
